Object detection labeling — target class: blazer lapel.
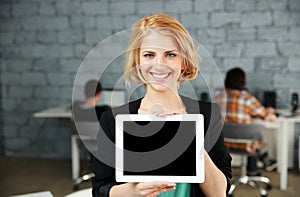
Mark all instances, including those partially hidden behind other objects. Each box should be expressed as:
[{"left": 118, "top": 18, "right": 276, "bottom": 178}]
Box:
[{"left": 181, "top": 95, "right": 201, "bottom": 114}]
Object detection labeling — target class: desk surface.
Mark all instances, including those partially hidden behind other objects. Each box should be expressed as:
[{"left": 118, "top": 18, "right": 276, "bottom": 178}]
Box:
[
  {"left": 253, "top": 119, "right": 280, "bottom": 129},
  {"left": 276, "top": 109, "right": 300, "bottom": 119},
  {"left": 254, "top": 109, "right": 300, "bottom": 129},
  {"left": 33, "top": 104, "right": 72, "bottom": 118},
  {"left": 34, "top": 106, "right": 300, "bottom": 120}
]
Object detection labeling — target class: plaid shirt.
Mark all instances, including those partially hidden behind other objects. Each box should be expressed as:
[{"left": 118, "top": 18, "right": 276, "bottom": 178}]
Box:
[{"left": 215, "top": 89, "right": 268, "bottom": 124}]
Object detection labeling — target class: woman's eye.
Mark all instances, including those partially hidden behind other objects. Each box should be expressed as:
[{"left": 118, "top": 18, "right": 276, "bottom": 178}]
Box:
[
  {"left": 166, "top": 53, "right": 176, "bottom": 58},
  {"left": 143, "top": 54, "right": 154, "bottom": 58}
]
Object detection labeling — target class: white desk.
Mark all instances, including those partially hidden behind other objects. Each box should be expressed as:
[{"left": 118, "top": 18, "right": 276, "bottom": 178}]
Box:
[
  {"left": 33, "top": 105, "right": 81, "bottom": 182},
  {"left": 254, "top": 109, "right": 300, "bottom": 191},
  {"left": 276, "top": 113, "right": 300, "bottom": 190},
  {"left": 33, "top": 104, "right": 72, "bottom": 118}
]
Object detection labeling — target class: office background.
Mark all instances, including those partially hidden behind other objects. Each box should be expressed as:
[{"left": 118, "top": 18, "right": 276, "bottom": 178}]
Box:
[{"left": 0, "top": 0, "right": 300, "bottom": 168}]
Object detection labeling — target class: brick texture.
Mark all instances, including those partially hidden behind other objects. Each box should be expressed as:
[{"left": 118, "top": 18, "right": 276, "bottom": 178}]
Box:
[{"left": 0, "top": 0, "right": 299, "bottom": 159}]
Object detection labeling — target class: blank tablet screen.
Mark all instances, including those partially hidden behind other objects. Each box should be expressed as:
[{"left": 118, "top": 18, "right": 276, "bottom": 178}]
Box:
[{"left": 123, "top": 121, "right": 196, "bottom": 176}]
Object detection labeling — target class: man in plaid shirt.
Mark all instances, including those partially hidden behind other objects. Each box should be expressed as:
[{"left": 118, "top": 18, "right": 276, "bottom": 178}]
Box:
[
  {"left": 216, "top": 89, "right": 276, "bottom": 124},
  {"left": 215, "top": 67, "right": 277, "bottom": 175}
]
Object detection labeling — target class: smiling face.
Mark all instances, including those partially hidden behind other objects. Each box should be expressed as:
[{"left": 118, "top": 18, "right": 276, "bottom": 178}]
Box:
[{"left": 138, "top": 31, "right": 184, "bottom": 92}]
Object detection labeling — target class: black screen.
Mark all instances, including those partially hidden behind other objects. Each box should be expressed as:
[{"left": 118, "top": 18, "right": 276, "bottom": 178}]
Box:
[{"left": 123, "top": 121, "right": 196, "bottom": 176}]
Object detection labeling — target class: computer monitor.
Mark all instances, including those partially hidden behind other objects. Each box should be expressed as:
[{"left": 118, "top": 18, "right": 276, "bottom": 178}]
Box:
[{"left": 99, "top": 89, "right": 126, "bottom": 107}]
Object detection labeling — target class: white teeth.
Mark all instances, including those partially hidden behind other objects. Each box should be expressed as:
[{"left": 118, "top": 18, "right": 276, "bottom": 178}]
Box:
[{"left": 152, "top": 73, "right": 169, "bottom": 79}]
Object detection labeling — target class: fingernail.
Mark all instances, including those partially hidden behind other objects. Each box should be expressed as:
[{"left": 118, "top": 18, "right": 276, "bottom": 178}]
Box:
[{"left": 167, "top": 183, "right": 176, "bottom": 187}]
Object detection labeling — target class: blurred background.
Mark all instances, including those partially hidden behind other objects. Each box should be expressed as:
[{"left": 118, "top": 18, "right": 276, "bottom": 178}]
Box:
[{"left": 1, "top": 0, "right": 300, "bottom": 196}]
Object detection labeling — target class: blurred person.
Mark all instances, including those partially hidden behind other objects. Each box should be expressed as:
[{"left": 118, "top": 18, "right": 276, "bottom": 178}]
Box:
[
  {"left": 73, "top": 80, "right": 110, "bottom": 122},
  {"left": 215, "top": 67, "right": 277, "bottom": 176},
  {"left": 72, "top": 80, "right": 111, "bottom": 187}
]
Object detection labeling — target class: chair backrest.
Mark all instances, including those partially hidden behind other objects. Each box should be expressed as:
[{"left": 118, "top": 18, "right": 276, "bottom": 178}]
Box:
[
  {"left": 75, "top": 121, "right": 99, "bottom": 140},
  {"left": 74, "top": 121, "right": 100, "bottom": 154},
  {"left": 222, "top": 122, "right": 266, "bottom": 154},
  {"left": 222, "top": 122, "right": 265, "bottom": 141}
]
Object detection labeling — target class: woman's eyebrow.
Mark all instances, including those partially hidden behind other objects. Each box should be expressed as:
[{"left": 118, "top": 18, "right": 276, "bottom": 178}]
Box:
[
  {"left": 140, "top": 49, "right": 179, "bottom": 53},
  {"left": 141, "top": 50, "right": 155, "bottom": 54},
  {"left": 165, "top": 50, "right": 179, "bottom": 53}
]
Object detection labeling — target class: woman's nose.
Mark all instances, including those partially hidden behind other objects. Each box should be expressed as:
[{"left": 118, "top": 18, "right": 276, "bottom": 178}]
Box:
[{"left": 156, "top": 55, "right": 165, "bottom": 65}]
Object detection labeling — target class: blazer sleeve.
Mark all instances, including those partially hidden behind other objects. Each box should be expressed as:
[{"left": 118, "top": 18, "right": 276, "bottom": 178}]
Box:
[
  {"left": 206, "top": 104, "right": 232, "bottom": 194},
  {"left": 208, "top": 133, "right": 232, "bottom": 194},
  {"left": 191, "top": 103, "right": 232, "bottom": 196},
  {"left": 190, "top": 102, "right": 232, "bottom": 197},
  {"left": 91, "top": 110, "right": 121, "bottom": 197}
]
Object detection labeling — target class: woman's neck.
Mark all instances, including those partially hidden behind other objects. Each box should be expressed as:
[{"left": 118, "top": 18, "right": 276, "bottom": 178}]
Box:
[{"left": 139, "top": 88, "right": 185, "bottom": 113}]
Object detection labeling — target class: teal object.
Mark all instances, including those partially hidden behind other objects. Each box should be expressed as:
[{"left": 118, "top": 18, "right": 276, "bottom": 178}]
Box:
[{"left": 157, "top": 183, "right": 190, "bottom": 197}]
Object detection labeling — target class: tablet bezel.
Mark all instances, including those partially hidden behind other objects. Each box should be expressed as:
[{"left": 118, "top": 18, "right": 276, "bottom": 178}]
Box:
[{"left": 115, "top": 114, "right": 204, "bottom": 183}]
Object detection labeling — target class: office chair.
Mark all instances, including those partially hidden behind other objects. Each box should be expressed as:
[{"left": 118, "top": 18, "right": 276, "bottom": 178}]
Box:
[
  {"left": 73, "top": 121, "right": 99, "bottom": 190},
  {"left": 222, "top": 123, "right": 272, "bottom": 197}
]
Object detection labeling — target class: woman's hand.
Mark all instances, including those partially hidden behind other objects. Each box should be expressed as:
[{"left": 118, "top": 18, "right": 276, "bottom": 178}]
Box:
[
  {"left": 110, "top": 182, "right": 175, "bottom": 197},
  {"left": 130, "top": 182, "right": 176, "bottom": 197},
  {"left": 154, "top": 110, "right": 187, "bottom": 117}
]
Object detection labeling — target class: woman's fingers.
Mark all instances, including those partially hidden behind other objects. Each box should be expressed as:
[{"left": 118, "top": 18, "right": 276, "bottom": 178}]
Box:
[
  {"left": 139, "top": 187, "right": 175, "bottom": 197},
  {"left": 137, "top": 182, "right": 175, "bottom": 190},
  {"left": 155, "top": 110, "right": 186, "bottom": 117},
  {"left": 133, "top": 182, "right": 176, "bottom": 196},
  {"left": 149, "top": 186, "right": 176, "bottom": 197},
  {"left": 146, "top": 188, "right": 172, "bottom": 197}
]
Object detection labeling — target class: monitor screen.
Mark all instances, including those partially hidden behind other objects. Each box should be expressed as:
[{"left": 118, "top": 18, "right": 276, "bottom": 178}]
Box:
[{"left": 99, "top": 89, "right": 126, "bottom": 107}]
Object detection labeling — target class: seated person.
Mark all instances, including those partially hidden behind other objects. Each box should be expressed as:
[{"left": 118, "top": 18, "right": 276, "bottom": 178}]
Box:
[
  {"left": 215, "top": 67, "right": 277, "bottom": 175},
  {"left": 72, "top": 80, "right": 111, "bottom": 179},
  {"left": 73, "top": 80, "right": 110, "bottom": 122}
]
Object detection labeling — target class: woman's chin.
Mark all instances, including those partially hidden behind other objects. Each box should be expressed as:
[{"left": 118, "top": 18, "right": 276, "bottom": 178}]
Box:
[{"left": 149, "top": 83, "right": 172, "bottom": 92}]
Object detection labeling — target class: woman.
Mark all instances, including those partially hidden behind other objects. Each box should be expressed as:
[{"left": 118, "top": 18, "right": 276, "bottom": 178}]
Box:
[{"left": 92, "top": 13, "right": 232, "bottom": 197}]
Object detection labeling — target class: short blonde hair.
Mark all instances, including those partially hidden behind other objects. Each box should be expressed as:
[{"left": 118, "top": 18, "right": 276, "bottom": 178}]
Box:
[{"left": 124, "top": 13, "right": 200, "bottom": 84}]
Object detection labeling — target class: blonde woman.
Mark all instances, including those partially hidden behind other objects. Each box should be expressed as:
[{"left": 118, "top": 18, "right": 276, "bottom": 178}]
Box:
[{"left": 92, "top": 14, "right": 231, "bottom": 197}]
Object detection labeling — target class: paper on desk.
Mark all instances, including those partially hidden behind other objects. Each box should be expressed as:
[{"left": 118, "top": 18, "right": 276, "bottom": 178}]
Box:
[{"left": 10, "top": 191, "right": 53, "bottom": 197}]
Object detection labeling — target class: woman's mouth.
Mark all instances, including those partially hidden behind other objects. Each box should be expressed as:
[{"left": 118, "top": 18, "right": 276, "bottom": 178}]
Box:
[{"left": 150, "top": 72, "right": 171, "bottom": 82}]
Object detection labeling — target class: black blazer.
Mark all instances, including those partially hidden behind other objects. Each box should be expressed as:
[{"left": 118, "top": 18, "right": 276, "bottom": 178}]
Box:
[{"left": 92, "top": 96, "right": 232, "bottom": 197}]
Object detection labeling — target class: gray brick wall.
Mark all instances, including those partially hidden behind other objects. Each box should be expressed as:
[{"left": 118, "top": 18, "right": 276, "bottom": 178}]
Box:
[{"left": 0, "top": 0, "right": 300, "bottom": 162}]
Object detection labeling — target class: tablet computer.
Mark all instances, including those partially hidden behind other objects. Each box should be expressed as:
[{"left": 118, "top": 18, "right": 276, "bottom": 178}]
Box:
[{"left": 115, "top": 114, "right": 204, "bottom": 183}]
